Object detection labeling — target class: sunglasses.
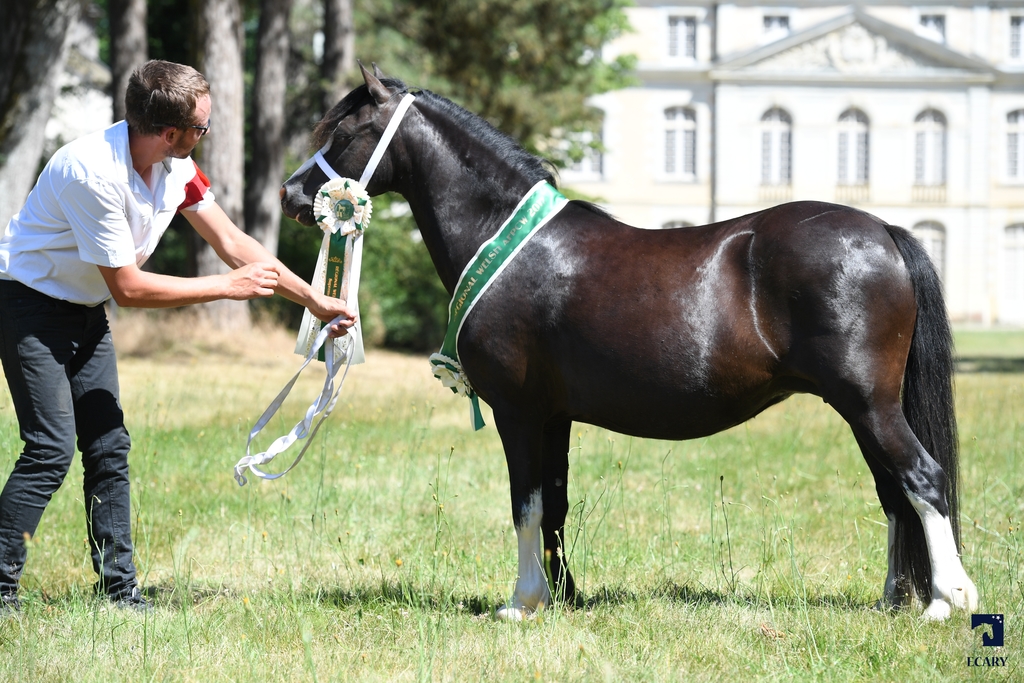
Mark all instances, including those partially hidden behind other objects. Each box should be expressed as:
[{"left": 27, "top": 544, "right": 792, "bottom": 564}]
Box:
[{"left": 159, "top": 121, "right": 211, "bottom": 136}]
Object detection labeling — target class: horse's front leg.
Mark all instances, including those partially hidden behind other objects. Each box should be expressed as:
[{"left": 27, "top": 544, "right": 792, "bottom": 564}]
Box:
[
  {"left": 492, "top": 411, "right": 551, "bottom": 620},
  {"left": 541, "top": 419, "right": 576, "bottom": 605}
]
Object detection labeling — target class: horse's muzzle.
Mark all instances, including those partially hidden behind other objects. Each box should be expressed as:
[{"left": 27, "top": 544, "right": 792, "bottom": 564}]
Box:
[{"left": 280, "top": 183, "right": 316, "bottom": 226}]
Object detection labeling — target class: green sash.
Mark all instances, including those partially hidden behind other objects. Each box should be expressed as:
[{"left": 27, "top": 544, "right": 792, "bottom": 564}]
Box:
[{"left": 429, "top": 181, "right": 568, "bottom": 430}]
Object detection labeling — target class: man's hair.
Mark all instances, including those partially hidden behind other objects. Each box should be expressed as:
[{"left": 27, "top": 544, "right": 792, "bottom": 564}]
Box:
[{"left": 124, "top": 60, "right": 210, "bottom": 136}]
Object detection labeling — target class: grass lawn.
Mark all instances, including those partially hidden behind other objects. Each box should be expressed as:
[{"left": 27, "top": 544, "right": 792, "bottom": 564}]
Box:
[
  {"left": 955, "top": 328, "right": 1024, "bottom": 359},
  {"left": 0, "top": 314, "right": 1019, "bottom": 681}
]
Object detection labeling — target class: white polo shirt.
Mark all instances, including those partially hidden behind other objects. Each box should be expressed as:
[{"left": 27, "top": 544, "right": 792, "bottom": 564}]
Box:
[{"left": 0, "top": 120, "right": 215, "bottom": 306}]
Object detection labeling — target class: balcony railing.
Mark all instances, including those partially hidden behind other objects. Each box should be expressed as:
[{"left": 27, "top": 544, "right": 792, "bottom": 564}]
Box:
[
  {"left": 759, "top": 184, "right": 793, "bottom": 203},
  {"left": 835, "top": 184, "right": 869, "bottom": 204},
  {"left": 912, "top": 185, "right": 946, "bottom": 203}
]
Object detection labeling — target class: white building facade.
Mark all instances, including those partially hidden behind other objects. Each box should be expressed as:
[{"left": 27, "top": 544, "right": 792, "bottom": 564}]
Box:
[{"left": 565, "top": 2, "right": 1024, "bottom": 326}]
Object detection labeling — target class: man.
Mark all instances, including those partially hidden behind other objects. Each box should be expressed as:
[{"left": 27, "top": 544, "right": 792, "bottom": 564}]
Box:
[{"left": 0, "top": 60, "right": 354, "bottom": 612}]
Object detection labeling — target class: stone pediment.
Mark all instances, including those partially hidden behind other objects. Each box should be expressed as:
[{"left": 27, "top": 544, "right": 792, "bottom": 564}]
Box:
[
  {"left": 714, "top": 10, "right": 995, "bottom": 82},
  {"left": 757, "top": 23, "right": 942, "bottom": 74}
]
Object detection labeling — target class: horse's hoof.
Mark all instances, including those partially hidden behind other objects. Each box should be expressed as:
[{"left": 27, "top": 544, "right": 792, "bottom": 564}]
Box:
[
  {"left": 930, "top": 575, "right": 979, "bottom": 615},
  {"left": 964, "top": 582, "right": 980, "bottom": 612},
  {"left": 495, "top": 597, "right": 549, "bottom": 621},
  {"left": 922, "top": 599, "right": 952, "bottom": 621},
  {"left": 494, "top": 604, "right": 531, "bottom": 621},
  {"left": 948, "top": 579, "right": 980, "bottom": 612},
  {"left": 871, "top": 598, "right": 895, "bottom": 613}
]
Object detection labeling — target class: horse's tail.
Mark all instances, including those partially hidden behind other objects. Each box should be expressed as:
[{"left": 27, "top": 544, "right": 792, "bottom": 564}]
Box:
[{"left": 884, "top": 224, "right": 959, "bottom": 603}]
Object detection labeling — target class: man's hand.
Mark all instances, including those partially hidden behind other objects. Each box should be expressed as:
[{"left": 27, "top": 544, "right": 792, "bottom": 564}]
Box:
[
  {"left": 226, "top": 262, "right": 280, "bottom": 300},
  {"left": 310, "top": 294, "right": 357, "bottom": 337},
  {"left": 184, "top": 204, "right": 359, "bottom": 335}
]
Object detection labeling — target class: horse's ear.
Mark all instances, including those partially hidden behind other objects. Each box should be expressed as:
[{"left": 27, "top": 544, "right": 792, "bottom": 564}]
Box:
[
  {"left": 372, "top": 63, "right": 387, "bottom": 79},
  {"left": 360, "top": 61, "right": 391, "bottom": 106}
]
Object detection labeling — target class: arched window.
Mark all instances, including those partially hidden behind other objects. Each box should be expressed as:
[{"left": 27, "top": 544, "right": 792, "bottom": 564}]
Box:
[
  {"left": 912, "top": 221, "right": 946, "bottom": 283},
  {"left": 915, "top": 109, "right": 946, "bottom": 186},
  {"left": 1008, "top": 110, "right": 1024, "bottom": 180},
  {"left": 838, "top": 109, "right": 869, "bottom": 185},
  {"left": 664, "top": 107, "right": 697, "bottom": 180},
  {"left": 761, "top": 108, "right": 792, "bottom": 186},
  {"left": 1004, "top": 224, "right": 1024, "bottom": 324}
]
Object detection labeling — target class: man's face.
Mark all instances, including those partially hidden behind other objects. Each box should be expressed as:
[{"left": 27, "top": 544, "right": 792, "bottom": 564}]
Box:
[{"left": 168, "top": 94, "right": 212, "bottom": 159}]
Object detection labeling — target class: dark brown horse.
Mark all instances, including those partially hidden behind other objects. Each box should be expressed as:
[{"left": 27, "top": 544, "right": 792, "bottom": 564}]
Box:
[{"left": 282, "top": 66, "right": 977, "bottom": 621}]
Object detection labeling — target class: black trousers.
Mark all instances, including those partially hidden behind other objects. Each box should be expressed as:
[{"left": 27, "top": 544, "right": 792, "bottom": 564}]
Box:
[{"left": 0, "top": 280, "right": 137, "bottom": 597}]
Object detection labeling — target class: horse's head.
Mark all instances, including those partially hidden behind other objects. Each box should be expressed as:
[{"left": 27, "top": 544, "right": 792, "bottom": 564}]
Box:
[{"left": 281, "top": 64, "right": 411, "bottom": 226}]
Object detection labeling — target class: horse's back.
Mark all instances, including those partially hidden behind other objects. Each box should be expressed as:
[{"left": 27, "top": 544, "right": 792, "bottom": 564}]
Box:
[{"left": 551, "top": 200, "right": 913, "bottom": 354}]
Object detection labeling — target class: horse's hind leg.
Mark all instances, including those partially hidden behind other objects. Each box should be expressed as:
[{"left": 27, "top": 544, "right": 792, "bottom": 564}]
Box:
[
  {"left": 854, "top": 434, "right": 919, "bottom": 608},
  {"left": 846, "top": 406, "right": 978, "bottom": 619}
]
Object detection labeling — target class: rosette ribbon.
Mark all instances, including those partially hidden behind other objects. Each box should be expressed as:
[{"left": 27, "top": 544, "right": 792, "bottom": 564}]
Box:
[
  {"left": 295, "top": 177, "right": 372, "bottom": 364},
  {"left": 429, "top": 180, "right": 568, "bottom": 430},
  {"left": 235, "top": 93, "right": 416, "bottom": 485}
]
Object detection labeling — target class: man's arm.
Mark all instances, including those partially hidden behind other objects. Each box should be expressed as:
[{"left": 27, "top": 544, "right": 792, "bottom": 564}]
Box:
[
  {"left": 182, "top": 201, "right": 356, "bottom": 334},
  {"left": 98, "top": 260, "right": 279, "bottom": 308}
]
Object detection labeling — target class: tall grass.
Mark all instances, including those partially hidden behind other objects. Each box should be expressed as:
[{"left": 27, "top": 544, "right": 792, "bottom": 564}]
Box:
[{"left": 0, "top": 313, "right": 1019, "bottom": 681}]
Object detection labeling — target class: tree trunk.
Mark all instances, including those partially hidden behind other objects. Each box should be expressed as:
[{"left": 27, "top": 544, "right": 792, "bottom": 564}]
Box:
[
  {"left": 194, "top": 0, "right": 250, "bottom": 328},
  {"left": 0, "top": 0, "right": 80, "bottom": 230},
  {"left": 108, "top": 0, "right": 148, "bottom": 123},
  {"left": 320, "top": 0, "right": 354, "bottom": 113},
  {"left": 244, "top": 0, "right": 292, "bottom": 257}
]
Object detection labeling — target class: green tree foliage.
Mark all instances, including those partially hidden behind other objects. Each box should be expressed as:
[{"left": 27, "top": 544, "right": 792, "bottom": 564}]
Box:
[
  {"left": 359, "top": 196, "right": 450, "bottom": 350},
  {"left": 362, "top": 0, "right": 635, "bottom": 165}
]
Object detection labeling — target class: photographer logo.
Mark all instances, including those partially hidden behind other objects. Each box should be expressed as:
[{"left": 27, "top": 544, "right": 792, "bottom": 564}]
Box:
[{"left": 967, "top": 614, "right": 1007, "bottom": 668}]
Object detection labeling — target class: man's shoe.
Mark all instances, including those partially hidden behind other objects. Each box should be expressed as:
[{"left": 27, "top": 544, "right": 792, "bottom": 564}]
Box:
[{"left": 110, "top": 586, "right": 153, "bottom": 612}]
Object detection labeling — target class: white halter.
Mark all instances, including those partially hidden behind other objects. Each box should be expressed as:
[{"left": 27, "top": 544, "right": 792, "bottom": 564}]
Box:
[{"left": 313, "top": 93, "right": 416, "bottom": 186}]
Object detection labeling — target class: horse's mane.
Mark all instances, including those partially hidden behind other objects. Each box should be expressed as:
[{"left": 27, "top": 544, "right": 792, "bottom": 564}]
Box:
[
  {"left": 312, "top": 79, "right": 555, "bottom": 187},
  {"left": 311, "top": 79, "right": 614, "bottom": 219}
]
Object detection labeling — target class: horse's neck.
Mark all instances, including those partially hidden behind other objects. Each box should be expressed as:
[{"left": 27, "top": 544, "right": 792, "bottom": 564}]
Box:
[{"left": 398, "top": 116, "right": 537, "bottom": 293}]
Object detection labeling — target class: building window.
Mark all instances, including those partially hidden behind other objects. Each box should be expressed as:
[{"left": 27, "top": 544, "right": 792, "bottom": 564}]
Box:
[
  {"left": 763, "top": 15, "right": 790, "bottom": 42},
  {"left": 1009, "top": 110, "right": 1024, "bottom": 180},
  {"left": 761, "top": 108, "right": 792, "bottom": 186},
  {"left": 1004, "top": 224, "right": 1024, "bottom": 324},
  {"left": 564, "top": 114, "right": 604, "bottom": 182},
  {"left": 668, "top": 16, "right": 697, "bottom": 59},
  {"left": 919, "top": 14, "right": 946, "bottom": 43},
  {"left": 1011, "top": 16, "right": 1023, "bottom": 60},
  {"left": 915, "top": 109, "right": 946, "bottom": 186},
  {"left": 912, "top": 221, "right": 946, "bottom": 283},
  {"left": 838, "top": 109, "right": 869, "bottom": 186},
  {"left": 664, "top": 107, "right": 697, "bottom": 180}
]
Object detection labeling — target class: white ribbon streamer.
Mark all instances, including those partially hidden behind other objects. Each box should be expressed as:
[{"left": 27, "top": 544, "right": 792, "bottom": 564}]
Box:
[
  {"left": 235, "top": 92, "right": 417, "bottom": 485},
  {"left": 234, "top": 317, "right": 357, "bottom": 486}
]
